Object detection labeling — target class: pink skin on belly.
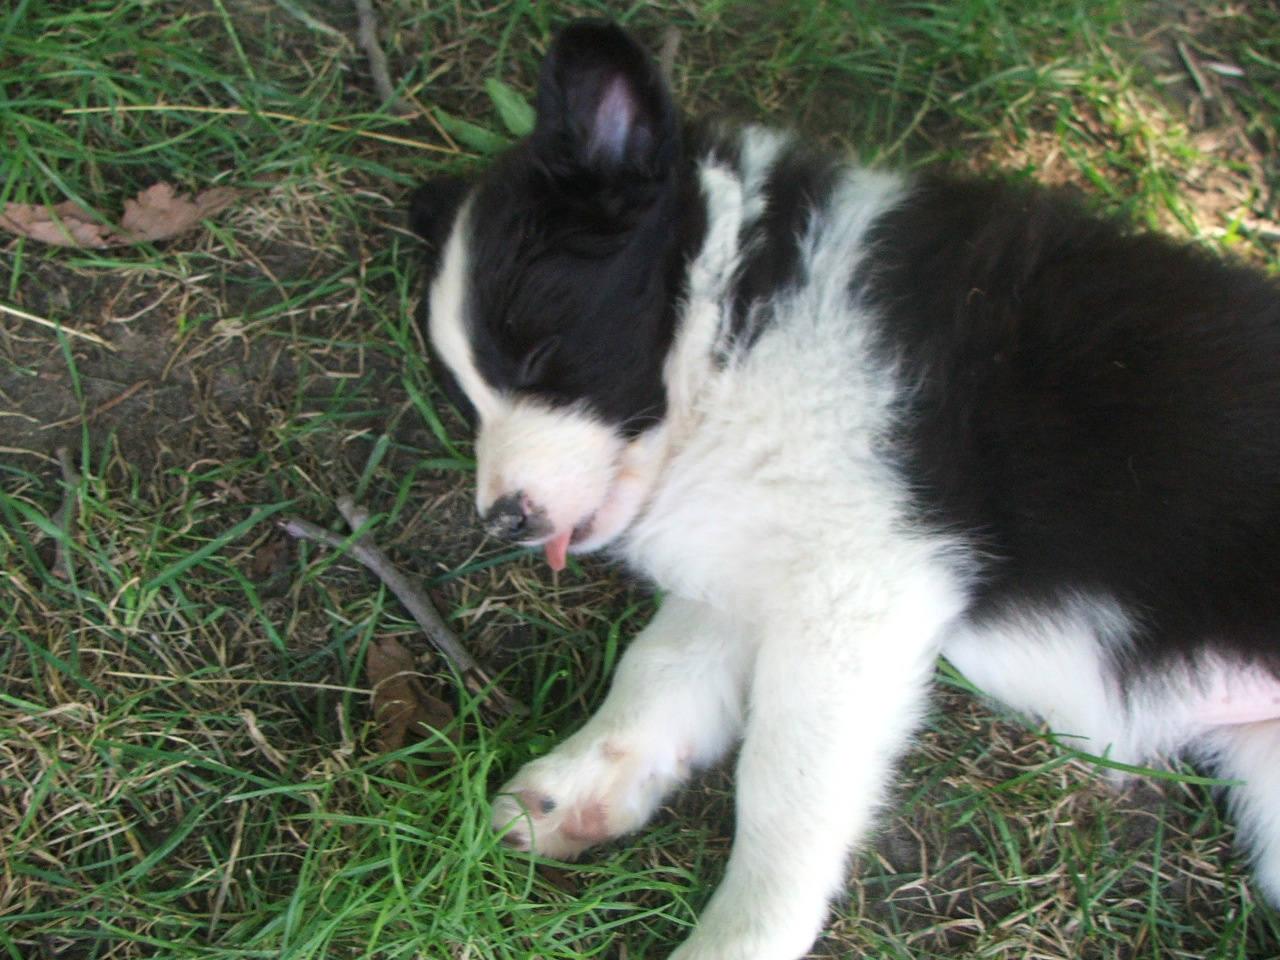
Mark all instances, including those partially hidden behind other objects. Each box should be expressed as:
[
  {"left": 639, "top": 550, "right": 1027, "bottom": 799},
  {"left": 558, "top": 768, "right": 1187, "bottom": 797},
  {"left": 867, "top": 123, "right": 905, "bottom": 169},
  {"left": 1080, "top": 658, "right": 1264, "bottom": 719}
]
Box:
[{"left": 1196, "top": 669, "right": 1280, "bottom": 725}]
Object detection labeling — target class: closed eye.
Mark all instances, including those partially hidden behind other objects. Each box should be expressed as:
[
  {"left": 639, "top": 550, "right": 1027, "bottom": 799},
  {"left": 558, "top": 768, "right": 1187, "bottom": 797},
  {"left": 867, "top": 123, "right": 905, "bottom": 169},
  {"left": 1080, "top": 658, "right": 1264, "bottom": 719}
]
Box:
[{"left": 517, "top": 335, "right": 562, "bottom": 387}]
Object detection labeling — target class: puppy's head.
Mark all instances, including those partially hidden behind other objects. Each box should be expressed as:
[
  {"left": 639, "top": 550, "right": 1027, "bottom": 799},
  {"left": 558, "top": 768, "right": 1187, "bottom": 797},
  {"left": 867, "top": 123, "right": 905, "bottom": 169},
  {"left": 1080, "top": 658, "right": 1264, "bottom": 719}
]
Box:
[{"left": 411, "top": 20, "right": 691, "bottom": 569}]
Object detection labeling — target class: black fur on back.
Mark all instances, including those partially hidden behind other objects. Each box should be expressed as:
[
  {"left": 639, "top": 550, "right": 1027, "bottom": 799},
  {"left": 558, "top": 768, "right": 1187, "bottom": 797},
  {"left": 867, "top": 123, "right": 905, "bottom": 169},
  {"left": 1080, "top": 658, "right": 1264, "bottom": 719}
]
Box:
[
  {"left": 862, "top": 174, "right": 1280, "bottom": 670},
  {"left": 410, "top": 20, "right": 1280, "bottom": 674},
  {"left": 726, "top": 139, "right": 843, "bottom": 359}
]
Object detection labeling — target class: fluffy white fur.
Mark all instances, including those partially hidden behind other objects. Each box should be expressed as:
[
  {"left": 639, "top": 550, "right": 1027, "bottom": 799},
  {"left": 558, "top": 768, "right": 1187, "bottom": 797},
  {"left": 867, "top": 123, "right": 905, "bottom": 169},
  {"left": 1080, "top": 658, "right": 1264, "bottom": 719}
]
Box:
[
  {"left": 475, "top": 399, "right": 623, "bottom": 537},
  {"left": 1199, "top": 723, "right": 1280, "bottom": 904},
  {"left": 429, "top": 119, "right": 1280, "bottom": 957},
  {"left": 428, "top": 199, "right": 499, "bottom": 421},
  {"left": 479, "top": 138, "right": 974, "bottom": 959},
  {"left": 429, "top": 200, "right": 658, "bottom": 556}
]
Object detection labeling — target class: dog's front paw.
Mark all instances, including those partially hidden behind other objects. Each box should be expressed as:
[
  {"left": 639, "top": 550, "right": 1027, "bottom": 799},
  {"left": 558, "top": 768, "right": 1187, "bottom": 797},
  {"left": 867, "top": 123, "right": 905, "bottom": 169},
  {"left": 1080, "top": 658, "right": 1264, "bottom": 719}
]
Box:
[
  {"left": 490, "top": 785, "right": 610, "bottom": 860},
  {"left": 492, "top": 734, "right": 683, "bottom": 860}
]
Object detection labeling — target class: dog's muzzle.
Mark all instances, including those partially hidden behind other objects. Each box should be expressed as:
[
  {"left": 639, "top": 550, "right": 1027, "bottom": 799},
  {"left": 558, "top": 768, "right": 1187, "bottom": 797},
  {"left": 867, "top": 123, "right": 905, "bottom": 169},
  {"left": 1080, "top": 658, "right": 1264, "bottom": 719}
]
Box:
[{"left": 482, "top": 492, "right": 551, "bottom": 542}]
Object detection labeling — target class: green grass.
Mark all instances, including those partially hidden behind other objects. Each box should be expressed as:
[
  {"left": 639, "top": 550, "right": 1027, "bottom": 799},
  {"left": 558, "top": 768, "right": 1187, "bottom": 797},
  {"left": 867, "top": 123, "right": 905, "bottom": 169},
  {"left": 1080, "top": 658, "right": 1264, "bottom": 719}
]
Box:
[{"left": 2, "top": 1, "right": 1279, "bottom": 958}]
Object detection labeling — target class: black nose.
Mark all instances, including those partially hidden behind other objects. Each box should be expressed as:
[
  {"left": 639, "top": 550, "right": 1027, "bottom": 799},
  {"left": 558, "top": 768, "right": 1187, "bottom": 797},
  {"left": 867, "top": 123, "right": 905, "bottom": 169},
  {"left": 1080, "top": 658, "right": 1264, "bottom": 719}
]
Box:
[{"left": 484, "top": 493, "right": 532, "bottom": 540}]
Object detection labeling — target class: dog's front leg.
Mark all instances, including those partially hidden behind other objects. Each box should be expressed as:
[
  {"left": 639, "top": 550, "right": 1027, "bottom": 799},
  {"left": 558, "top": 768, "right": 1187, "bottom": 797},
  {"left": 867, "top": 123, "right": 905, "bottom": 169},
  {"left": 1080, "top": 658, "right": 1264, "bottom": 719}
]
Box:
[
  {"left": 492, "top": 595, "right": 752, "bottom": 859},
  {"left": 669, "top": 585, "right": 955, "bottom": 960}
]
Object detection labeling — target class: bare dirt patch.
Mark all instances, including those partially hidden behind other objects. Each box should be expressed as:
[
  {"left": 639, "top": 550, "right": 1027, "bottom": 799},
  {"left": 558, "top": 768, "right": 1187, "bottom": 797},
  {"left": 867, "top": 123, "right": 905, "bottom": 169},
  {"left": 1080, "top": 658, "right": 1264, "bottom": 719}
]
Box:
[{"left": 3, "top": 2, "right": 1279, "bottom": 957}]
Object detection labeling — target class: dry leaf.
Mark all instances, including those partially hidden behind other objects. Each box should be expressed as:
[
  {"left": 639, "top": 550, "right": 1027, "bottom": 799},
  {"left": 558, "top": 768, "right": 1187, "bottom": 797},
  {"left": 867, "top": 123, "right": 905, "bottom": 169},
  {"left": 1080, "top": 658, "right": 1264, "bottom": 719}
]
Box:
[
  {"left": 0, "top": 184, "right": 241, "bottom": 248},
  {"left": 0, "top": 200, "right": 113, "bottom": 247},
  {"left": 247, "top": 528, "right": 293, "bottom": 583},
  {"left": 116, "top": 184, "right": 241, "bottom": 243},
  {"left": 367, "top": 636, "right": 456, "bottom": 767}
]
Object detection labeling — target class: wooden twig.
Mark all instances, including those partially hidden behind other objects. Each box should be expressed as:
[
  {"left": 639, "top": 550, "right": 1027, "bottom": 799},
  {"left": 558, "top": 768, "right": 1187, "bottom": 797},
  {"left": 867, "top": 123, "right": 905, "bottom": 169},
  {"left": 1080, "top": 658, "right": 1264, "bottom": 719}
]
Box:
[
  {"left": 280, "top": 499, "right": 525, "bottom": 717},
  {"left": 352, "top": 0, "right": 412, "bottom": 115},
  {"left": 658, "top": 27, "right": 681, "bottom": 88},
  {"left": 41, "top": 379, "right": 150, "bottom": 431},
  {"left": 51, "top": 447, "right": 81, "bottom": 580}
]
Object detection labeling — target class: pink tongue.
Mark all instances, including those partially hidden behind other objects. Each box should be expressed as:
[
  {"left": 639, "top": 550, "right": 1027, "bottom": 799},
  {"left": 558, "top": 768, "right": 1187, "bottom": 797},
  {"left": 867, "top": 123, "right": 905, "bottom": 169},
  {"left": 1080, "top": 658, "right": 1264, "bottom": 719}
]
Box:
[{"left": 544, "top": 531, "right": 572, "bottom": 572}]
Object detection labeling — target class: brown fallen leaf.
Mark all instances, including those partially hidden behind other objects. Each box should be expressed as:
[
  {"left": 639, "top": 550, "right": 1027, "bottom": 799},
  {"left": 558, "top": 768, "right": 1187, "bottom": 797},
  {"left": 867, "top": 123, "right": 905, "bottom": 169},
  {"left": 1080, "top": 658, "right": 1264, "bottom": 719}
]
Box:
[
  {"left": 0, "top": 200, "right": 113, "bottom": 247},
  {"left": 0, "top": 184, "right": 241, "bottom": 248},
  {"left": 280, "top": 503, "right": 527, "bottom": 718},
  {"left": 115, "top": 183, "right": 241, "bottom": 243},
  {"left": 245, "top": 527, "right": 293, "bottom": 592},
  {"left": 367, "top": 635, "right": 457, "bottom": 769}
]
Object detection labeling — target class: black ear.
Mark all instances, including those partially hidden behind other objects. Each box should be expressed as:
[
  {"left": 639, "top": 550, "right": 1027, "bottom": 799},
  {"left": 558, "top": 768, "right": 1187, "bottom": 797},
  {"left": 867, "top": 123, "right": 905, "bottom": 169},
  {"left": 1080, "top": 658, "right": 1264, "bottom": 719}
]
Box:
[
  {"left": 530, "top": 20, "right": 679, "bottom": 189},
  {"left": 407, "top": 177, "right": 470, "bottom": 250}
]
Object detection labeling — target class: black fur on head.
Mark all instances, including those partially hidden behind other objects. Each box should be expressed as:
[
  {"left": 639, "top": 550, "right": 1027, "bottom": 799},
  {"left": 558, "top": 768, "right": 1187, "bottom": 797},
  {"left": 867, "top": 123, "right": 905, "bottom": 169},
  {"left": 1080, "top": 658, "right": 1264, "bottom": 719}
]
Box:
[
  {"left": 528, "top": 19, "right": 683, "bottom": 226},
  {"left": 408, "top": 176, "right": 469, "bottom": 253},
  {"left": 412, "top": 19, "right": 704, "bottom": 436}
]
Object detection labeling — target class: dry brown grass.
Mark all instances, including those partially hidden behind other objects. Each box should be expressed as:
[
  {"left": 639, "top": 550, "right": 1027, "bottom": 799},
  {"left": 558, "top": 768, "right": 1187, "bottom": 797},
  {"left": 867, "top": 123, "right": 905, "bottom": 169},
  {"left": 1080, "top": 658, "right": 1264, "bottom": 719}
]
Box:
[{"left": 2, "top": 1, "right": 1278, "bottom": 957}]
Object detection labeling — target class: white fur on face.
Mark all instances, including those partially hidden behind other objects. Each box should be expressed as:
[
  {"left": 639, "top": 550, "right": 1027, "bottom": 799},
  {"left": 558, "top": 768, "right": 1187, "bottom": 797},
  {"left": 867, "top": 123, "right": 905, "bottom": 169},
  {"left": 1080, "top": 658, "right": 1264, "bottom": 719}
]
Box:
[
  {"left": 473, "top": 401, "right": 670, "bottom": 553},
  {"left": 474, "top": 399, "right": 623, "bottom": 541},
  {"left": 427, "top": 199, "right": 502, "bottom": 424},
  {"left": 426, "top": 198, "right": 667, "bottom": 554}
]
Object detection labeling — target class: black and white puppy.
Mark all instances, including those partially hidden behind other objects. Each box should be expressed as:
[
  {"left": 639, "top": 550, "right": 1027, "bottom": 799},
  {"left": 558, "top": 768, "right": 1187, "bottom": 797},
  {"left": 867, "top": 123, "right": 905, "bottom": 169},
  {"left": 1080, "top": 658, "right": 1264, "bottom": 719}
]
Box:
[{"left": 411, "top": 20, "right": 1280, "bottom": 960}]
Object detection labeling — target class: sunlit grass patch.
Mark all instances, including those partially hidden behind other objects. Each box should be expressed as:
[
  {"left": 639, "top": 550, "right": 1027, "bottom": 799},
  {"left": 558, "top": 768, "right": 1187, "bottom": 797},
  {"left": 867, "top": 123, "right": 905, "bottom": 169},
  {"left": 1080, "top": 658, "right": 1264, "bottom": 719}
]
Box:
[{"left": 2, "top": 0, "right": 1279, "bottom": 958}]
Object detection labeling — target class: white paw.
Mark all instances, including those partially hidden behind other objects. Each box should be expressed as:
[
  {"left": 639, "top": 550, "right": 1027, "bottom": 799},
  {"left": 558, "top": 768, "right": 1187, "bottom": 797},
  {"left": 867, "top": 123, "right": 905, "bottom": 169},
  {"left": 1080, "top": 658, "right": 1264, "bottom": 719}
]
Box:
[
  {"left": 663, "top": 923, "right": 818, "bottom": 960},
  {"left": 492, "top": 733, "right": 688, "bottom": 860},
  {"left": 661, "top": 874, "right": 832, "bottom": 960}
]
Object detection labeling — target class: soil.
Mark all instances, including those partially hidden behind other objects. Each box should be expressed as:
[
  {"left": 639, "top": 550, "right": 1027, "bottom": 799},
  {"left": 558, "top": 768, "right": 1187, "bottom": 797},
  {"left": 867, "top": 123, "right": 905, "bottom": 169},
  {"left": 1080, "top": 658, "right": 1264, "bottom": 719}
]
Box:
[{"left": 2, "top": 3, "right": 1277, "bottom": 957}]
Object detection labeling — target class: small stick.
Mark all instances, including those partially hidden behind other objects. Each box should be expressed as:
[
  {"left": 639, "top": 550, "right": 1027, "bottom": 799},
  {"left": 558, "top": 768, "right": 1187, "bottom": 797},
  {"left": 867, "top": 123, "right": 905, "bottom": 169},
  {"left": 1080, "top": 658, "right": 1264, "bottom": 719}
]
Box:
[
  {"left": 51, "top": 447, "right": 81, "bottom": 580},
  {"left": 658, "top": 27, "right": 681, "bottom": 88},
  {"left": 41, "top": 379, "right": 150, "bottom": 431},
  {"left": 280, "top": 501, "right": 525, "bottom": 717},
  {"left": 353, "top": 0, "right": 412, "bottom": 115}
]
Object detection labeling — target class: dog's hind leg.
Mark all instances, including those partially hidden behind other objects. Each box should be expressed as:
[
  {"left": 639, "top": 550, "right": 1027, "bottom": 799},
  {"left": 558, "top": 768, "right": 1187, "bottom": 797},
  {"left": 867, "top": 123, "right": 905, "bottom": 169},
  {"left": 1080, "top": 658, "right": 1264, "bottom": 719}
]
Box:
[
  {"left": 491, "top": 594, "right": 751, "bottom": 860},
  {"left": 1196, "top": 719, "right": 1280, "bottom": 906}
]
